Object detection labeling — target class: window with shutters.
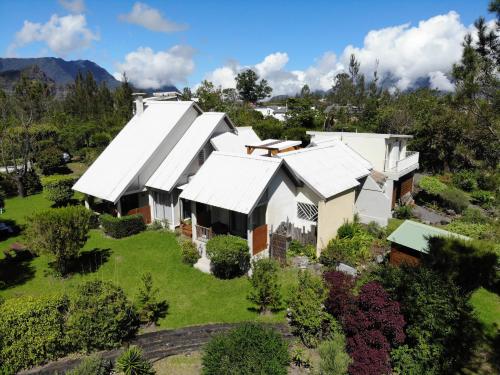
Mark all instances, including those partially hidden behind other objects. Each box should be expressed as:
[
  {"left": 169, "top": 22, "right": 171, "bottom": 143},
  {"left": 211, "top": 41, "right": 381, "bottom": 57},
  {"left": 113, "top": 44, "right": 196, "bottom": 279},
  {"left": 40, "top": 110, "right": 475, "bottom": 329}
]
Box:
[{"left": 297, "top": 202, "right": 318, "bottom": 221}]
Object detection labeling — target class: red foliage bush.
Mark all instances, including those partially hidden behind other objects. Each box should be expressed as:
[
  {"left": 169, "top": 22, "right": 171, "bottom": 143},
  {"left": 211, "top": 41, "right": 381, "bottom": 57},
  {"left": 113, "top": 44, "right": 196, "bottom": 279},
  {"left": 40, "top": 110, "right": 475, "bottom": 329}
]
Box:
[{"left": 324, "top": 272, "right": 406, "bottom": 375}]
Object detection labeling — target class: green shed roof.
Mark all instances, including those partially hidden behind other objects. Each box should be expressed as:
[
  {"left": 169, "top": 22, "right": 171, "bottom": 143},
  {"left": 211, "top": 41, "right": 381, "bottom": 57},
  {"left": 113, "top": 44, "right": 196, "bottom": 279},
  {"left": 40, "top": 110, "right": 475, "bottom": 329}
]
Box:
[{"left": 387, "top": 220, "right": 470, "bottom": 254}]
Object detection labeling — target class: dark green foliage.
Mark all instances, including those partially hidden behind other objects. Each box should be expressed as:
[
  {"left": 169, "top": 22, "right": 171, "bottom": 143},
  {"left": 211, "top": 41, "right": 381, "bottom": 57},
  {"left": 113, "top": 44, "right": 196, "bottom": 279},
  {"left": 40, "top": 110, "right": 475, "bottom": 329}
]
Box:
[
  {"left": 25, "top": 205, "right": 92, "bottom": 275},
  {"left": 376, "top": 266, "right": 480, "bottom": 374},
  {"left": 470, "top": 190, "right": 495, "bottom": 208},
  {"left": 206, "top": 235, "right": 250, "bottom": 279},
  {"left": 287, "top": 271, "right": 332, "bottom": 347},
  {"left": 247, "top": 258, "right": 282, "bottom": 313},
  {"left": 115, "top": 346, "right": 155, "bottom": 375},
  {"left": 0, "top": 187, "right": 4, "bottom": 209},
  {"left": 65, "top": 280, "right": 138, "bottom": 352},
  {"left": 65, "top": 355, "right": 113, "bottom": 375},
  {"left": 235, "top": 69, "right": 272, "bottom": 104},
  {"left": 452, "top": 170, "right": 478, "bottom": 191},
  {"left": 425, "top": 236, "right": 498, "bottom": 294},
  {"left": 0, "top": 173, "right": 18, "bottom": 197},
  {"left": 202, "top": 323, "right": 289, "bottom": 375},
  {"left": 476, "top": 170, "right": 499, "bottom": 191},
  {"left": 287, "top": 240, "right": 316, "bottom": 260},
  {"left": 393, "top": 204, "right": 413, "bottom": 219},
  {"left": 100, "top": 214, "right": 146, "bottom": 238},
  {"left": 37, "top": 146, "right": 63, "bottom": 175},
  {"left": 337, "top": 221, "right": 358, "bottom": 238},
  {"left": 136, "top": 272, "right": 168, "bottom": 325},
  {"left": 21, "top": 169, "right": 42, "bottom": 195},
  {"left": 0, "top": 294, "right": 69, "bottom": 372},
  {"left": 41, "top": 175, "right": 76, "bottom": 206},
  {"left": 180, "top": 239, "right": 200, "bottom": 265},
  {"left": 366, "top": 221, "right": 385, "bottom": 239}
]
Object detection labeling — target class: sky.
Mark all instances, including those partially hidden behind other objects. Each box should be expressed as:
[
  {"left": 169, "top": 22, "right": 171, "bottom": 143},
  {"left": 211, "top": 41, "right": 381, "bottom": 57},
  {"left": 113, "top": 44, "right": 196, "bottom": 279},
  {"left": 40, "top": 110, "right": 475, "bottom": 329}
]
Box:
[{"left": 0, "top": 0, "right": 495, "bottom": 94}]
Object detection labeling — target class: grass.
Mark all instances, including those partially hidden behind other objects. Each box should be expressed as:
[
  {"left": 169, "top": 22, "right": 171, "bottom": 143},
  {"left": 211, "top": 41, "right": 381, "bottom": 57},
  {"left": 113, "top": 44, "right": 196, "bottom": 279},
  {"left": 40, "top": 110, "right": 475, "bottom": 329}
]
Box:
[
  {"left": 153, "top": 352, "right": 203, "bottom": 375},
  {"left": 0, "top": 193, "right": 298, "bottom": 329},
  {"left": 470, "top": 288, "right": 500, "bottom": 338}
]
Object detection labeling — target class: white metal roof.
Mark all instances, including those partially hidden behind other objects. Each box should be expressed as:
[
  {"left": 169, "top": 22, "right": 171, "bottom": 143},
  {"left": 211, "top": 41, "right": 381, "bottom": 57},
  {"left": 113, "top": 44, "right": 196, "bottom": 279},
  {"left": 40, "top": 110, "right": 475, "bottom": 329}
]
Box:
[
  {"left": 309, "top": 137, "right": 372, "bottom": 170},
  {"left": 73, "top": 101, "right": 196, "bottom": 202},
  {"left": 180, "top": 152, "right": 282, "bottom": 214},
  {"left": 146, "top": 113, "right": 231, "bottom": 192},
  {"left": 307, "top": 131, "right": 412, "bottom": 139},
  {"left": 210, "top": 127, "right": 265, "bottom": 155},
  {"left": 278, "top": 143, "right": 372, "bottom": 199},
  {"left": 246, "top": 139, "right": 301, "bottom": 150}
]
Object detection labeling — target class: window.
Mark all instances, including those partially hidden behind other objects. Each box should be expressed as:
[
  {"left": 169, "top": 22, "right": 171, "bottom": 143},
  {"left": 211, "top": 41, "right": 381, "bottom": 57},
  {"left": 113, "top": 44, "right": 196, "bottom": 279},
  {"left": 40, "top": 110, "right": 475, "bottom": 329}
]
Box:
[{"left": 297, "top": 202, "right": 318, "bottom": 221}]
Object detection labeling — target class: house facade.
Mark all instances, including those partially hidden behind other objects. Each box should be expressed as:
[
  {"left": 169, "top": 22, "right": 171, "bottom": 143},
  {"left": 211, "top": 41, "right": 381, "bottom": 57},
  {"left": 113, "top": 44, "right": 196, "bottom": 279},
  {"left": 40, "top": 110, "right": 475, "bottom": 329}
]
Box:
[
  {"left": 308, "top": 131, "right": 420, "bottom": 225},
  {"left": 74, "top": 98, "right": 419, "bottom": 271}
]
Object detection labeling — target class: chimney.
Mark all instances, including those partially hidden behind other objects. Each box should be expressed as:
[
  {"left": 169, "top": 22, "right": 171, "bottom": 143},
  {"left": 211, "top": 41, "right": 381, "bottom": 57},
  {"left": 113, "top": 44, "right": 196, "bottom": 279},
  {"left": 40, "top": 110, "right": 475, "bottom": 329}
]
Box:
[{"left": 132, "top": 93, "right": 146, "bottom": 115}]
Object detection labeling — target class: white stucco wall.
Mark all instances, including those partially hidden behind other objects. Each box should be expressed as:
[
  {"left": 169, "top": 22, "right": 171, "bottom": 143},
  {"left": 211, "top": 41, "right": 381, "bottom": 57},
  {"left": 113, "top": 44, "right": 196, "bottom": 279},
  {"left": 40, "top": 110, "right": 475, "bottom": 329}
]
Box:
[
  {"left": 150, "top": 189, "right": 181, "bottom": 228},
  {"left": 355, "top": 176, "right": 392, "bottom": 226},
  {"left": 265, "top": 168, "right": 297, "bottom": 231}
]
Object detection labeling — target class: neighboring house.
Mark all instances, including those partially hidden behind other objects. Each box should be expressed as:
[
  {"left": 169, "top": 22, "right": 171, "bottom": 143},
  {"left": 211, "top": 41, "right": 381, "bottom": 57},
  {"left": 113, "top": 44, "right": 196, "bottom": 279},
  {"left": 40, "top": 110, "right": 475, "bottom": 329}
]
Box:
[
  {"left": 387, "top": 220, "right": 469, "bottom": 266},
  {"left": 308, "top": 131, "right": 420, "bottom": 225},
  {"left": 255, "top": 106, "right": 287, "bottom": 121}
]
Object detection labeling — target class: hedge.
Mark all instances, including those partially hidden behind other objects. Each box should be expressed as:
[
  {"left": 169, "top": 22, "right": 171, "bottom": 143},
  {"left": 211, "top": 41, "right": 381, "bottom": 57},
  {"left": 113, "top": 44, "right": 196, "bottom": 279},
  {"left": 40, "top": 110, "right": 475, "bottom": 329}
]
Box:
[
  {"left": 0, "top": 295, "right": 69, "bottom": 373},
  {"left": 100, "top": 214, "right": 146, "bottom": 238},
  {"left": 41, "top": 175, "right": 76, "bottom": 206}
]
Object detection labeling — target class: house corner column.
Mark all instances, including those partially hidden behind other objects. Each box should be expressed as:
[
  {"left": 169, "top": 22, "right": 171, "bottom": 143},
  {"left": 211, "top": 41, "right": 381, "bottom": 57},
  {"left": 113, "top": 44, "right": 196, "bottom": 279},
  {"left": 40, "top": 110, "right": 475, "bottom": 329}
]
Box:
[
  {"left": 116, "top": 199, "right": 122, "bottom": 217},
  {"left": 191, "top": 201, "right": 197, "bottom": 241}
]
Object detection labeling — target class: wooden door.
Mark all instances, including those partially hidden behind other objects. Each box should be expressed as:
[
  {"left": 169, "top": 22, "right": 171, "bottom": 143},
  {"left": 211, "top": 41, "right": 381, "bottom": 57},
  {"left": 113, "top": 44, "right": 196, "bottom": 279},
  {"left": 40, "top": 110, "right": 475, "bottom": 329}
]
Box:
[{"left": 252, "top": 224, "right": 268, "bottom": 255}]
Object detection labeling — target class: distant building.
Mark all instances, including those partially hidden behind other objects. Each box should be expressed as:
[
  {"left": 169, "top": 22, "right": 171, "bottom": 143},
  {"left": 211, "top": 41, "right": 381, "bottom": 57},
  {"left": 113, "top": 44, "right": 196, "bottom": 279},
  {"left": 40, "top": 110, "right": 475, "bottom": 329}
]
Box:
[{"left": 254, "top": 106, "right": 287, "bottom": 121}]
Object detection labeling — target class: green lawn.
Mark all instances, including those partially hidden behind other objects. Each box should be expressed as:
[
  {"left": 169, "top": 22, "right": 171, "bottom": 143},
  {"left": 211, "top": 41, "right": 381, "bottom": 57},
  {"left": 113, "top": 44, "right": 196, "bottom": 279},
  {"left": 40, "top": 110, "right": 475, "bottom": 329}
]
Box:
[
  {"left": 470, "top": 288, "right": 500, "bottom": 338},
  {"left": 0, "top": 194, "right": 298, "bottom": 329}
]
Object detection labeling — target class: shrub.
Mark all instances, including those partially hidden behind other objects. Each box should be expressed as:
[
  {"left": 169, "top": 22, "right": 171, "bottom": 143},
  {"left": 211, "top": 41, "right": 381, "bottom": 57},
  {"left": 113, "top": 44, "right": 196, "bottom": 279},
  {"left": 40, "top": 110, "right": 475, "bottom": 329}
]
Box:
[
  {"left": 452, "top": 170, "right": 478, "bottom": 192},
  {"left": 65, "top": 280, "right": 138, "bottom": 352},
  {"left": 115, "top": 346, "right": 155, "bottom": 375},
  {"left": 393, "top": 204, "right": 413, "bottom": 219},
  {"left": 66, "top": 355, "right": 113, "bottom": 375},
  {"left": 325, "top": 272, "right": 405, "bottom": 375},
  {"left": 25, "top": 205, "right": 93, "bottom": 275},
  {"left": 136, "top": 272, "right": 168, "bottom": 325},
  {"left": 180, "top": 239, "right": 200, "bottom": 265},
  {"left": 318, "top": 329, "right": 352, "bottom": 375},
  {"left": 320, "top": 231, "right": 372, "bottom": 267},
  {"left": 100, "top": 214, "right": 146, "bottom": 239},
  {"left": 470, "top": 190, "right": 495, "bottom": 208},
  {"left": 337, "top": 221, "right": 357, "bottom": 239},
  {"left": 476, "top": 170, "right": 499, "bottom": 191},
  {"left": 247, "top": 258, "right": 282, "bottom": 313},
  {"left": 0, "top": 173, "right": 18, "bottom": 197},
  {"left": 42, "top": 175, "right": 76, "bottom": 206},
  {"left": 0, "top": 188, "right": 4, "bottom": 209},
  {"left": 0, "top": 295, "right": 69, "bottom": 372},
  {"left": 376, "top": 266, "right": 480, "bottom": 373},
  {"left": 418, "top": 176, "right": 447, "bottom": 195},
  {"left": 38, "top": 146, "right": 63, "bottom": 175},
  {"left": 460, "top": 207, "right": 491, "bottom": 224},
  {"left": 287, "top": 240, "right": 316, "bottom": 260},
  {"left": 366, "top": 221, "right": 385, "bottom": 239},
  {"left": 438, "top": 187, "right": 469, "bottom": 213},
  {"left": 425, "top": 237, "right": 498, "bottom": 294},
  {"left": 206, "top": 235, "right": 250, "bottom": 279},
  {"left": 202, "top": 323, "right": 289, "bottom": 375},
  {"left": 22, "top": 169, "right": 42, "bottom": 196},
  {"left": 287, "top": 271, "right": 332, "bottom": 347},
  {"left": 445, "top": 220, "right": 494, "bottom": 240}
]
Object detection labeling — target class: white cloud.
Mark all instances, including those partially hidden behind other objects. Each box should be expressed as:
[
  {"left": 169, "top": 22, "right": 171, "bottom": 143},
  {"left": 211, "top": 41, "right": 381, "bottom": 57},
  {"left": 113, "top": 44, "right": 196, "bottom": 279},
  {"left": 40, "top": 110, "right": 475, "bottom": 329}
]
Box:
[
  {"left": 8, "top": 14, "right": 98, "bottom": 56},
  {"left": 201, "top": 11, "right": 473, "bottom": 94},
  {"left": 119, "top": 2, "right": 187, "bottom": 33},
  {"left": 428, "top": 71, "right": 455, "bottom": 91},
  {"left": 59, "top": 0, "right": 85, "bottom": 13},
  {"left": 114, "top": 46, "right": 195, "bottom": 88}
]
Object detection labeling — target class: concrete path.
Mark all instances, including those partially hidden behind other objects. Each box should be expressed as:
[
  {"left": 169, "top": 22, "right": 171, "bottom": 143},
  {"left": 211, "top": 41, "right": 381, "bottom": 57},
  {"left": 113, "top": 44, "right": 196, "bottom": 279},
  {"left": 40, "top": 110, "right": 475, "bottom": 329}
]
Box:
[{"left": 22, "top": 323, "right": 292, "bottom": 374}]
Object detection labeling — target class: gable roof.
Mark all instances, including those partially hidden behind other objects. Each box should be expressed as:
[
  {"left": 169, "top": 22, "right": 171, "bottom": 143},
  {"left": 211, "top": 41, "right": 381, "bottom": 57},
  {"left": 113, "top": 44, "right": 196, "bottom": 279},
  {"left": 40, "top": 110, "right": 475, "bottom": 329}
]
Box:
[
  {"left": 146, "top": 113, "right": 233, "bottom": 192},
  {"left": 210, "top": 126, "right": 263, "bottom": 154},
  {"left": 278, "top": 142, "right": 372, "bottom": 199},
  {"left": 309, "top": 137, "right": 372, "bottom": 170},
  {"left": 73, "top": 101, "right": 198, "bottom": 202},
  {"left": 179, "top": 152, "right": 282, "bottom": 214},
  {"left": 387, "top": 220, "right": 470, "bottom": 253}
]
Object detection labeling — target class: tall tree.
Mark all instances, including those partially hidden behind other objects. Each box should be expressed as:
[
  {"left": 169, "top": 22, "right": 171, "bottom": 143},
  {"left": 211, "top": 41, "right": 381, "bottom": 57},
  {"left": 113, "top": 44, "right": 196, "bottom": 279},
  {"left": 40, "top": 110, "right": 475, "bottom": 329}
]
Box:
[{"left": 235, "top": 69, "right": 272, "bottom": 104}]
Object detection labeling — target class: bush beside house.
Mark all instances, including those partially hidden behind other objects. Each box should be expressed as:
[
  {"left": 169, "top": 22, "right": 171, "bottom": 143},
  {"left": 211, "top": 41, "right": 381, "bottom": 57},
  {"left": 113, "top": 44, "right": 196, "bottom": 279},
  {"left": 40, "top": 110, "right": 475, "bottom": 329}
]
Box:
[
  {"left": 100, "top": 214, "right": 146, "bottom": 238},
  {"left": 179, "top": 239, "right": 200, "bottom": 265},
  {"left": 206, "top": 235, "right": 250, "bottom": 279}
]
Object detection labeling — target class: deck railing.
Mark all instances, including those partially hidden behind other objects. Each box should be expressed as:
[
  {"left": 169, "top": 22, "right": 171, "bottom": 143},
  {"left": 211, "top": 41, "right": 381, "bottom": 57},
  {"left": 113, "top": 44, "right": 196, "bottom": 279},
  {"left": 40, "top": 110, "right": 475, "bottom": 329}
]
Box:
[
  {"left": 387, "top": 151, "right": 419, "bottom": 173},
  {"left": 195, "top": 225, "right": 213, "bottom": 242}
]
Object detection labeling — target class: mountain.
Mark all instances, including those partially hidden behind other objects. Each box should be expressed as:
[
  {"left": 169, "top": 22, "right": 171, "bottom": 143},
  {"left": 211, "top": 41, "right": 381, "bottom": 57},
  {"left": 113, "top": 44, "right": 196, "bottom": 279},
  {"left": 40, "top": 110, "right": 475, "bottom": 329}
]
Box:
[{"left": 0, "top": 57, "right": 120, "bottom": 93}]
